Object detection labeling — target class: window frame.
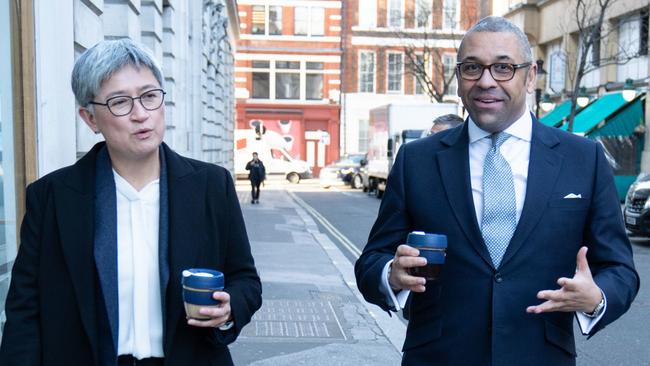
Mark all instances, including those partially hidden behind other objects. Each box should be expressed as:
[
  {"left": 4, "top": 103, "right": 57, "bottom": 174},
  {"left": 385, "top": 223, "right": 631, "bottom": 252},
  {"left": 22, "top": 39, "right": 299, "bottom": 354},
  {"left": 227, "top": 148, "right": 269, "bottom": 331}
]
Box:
[
  {"left": 293, "top": 6, "right": 325, "bottom": 37},
  {"left": 250, "top": 60, "right": 327, "bottom": 101},
  {"left": 442, "top": 53, "right": 457, "bottom": 96},
  {"left": 358, "top": 0, "right": 377, "bottom": 28},
  {"left": 387, "top": 0, "right": 404, "bottom": 29},
  {"left": 415, "top": 0, "right": 433, "bottom": 29},
  {"left": 387, "top": 52, "right": 404, "bottom": 93},
  {"left": 442, "top": 0, "right": 460, "bottom": 30},
  {"left": 358, "top": 50, "right": 376, "bottom": 93}
]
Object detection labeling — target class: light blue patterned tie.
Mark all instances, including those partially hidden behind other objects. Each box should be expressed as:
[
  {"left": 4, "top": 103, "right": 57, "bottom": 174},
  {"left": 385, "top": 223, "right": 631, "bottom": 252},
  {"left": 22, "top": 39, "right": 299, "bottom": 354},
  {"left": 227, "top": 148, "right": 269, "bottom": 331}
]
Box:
[{"left": 481, "top": 132, "right": 517, "bottom": 268}]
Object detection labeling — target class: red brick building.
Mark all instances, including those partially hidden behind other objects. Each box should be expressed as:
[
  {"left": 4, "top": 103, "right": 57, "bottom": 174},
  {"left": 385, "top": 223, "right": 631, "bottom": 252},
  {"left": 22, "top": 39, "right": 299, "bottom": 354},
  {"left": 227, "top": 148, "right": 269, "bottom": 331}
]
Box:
[
  {"left": 340, "top": 0, "right": 487, "bottom": 154},
  {"left": 235, "top": 0, "right": 343, "bottom": 176}
]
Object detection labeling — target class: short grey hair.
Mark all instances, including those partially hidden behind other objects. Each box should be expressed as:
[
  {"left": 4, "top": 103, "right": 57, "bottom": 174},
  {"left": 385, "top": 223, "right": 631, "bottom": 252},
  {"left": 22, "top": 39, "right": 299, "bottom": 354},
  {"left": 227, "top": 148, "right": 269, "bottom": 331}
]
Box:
[
  {"left": 71, "top": 38, "right": 164, "bottom": 108},
  {"left": 459, "top": 16, "right": 533, "bottom": 63},
  {"left": 433, "top": 114, "right": 464, "bottom": 128}
]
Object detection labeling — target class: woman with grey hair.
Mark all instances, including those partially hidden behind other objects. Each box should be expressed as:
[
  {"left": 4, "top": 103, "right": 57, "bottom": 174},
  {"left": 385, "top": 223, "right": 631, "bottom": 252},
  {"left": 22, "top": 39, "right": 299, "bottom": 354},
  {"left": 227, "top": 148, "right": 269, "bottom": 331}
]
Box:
[{"left": 0, "top": 39, "right": 261, "bottom": 366}]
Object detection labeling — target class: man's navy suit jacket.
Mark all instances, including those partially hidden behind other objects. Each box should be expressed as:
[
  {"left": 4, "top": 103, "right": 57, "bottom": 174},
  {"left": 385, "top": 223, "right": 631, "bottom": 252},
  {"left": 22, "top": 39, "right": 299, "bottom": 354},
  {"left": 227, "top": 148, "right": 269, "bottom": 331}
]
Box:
[{"left": 355, "top": 120, "right": 639, "bottom": 366}]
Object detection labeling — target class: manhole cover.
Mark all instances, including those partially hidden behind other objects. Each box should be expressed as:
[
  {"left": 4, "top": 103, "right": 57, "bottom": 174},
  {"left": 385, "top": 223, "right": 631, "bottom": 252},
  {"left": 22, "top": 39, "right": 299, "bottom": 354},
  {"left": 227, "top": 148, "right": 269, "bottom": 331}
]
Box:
[{"left": 241, "top": 300, "right": 346, "bottom": 340}]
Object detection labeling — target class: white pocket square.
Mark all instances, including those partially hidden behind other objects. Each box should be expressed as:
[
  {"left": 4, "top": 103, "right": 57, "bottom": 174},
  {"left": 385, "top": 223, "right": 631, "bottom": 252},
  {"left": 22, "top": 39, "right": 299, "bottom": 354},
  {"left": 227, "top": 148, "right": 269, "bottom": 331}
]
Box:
[{"left": 563, "top": 193, "right": 582, "bottom": 199}]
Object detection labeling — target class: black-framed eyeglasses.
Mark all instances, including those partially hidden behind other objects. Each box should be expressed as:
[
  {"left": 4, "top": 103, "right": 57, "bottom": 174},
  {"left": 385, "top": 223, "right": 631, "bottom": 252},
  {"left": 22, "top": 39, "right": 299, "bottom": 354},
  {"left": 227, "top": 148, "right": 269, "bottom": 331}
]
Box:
[
  {"left": 89, "top": 88, "right": 166, "bottom": 117},
  {"left": 456, "top": 62, "right": 532, "bottom": 81}
]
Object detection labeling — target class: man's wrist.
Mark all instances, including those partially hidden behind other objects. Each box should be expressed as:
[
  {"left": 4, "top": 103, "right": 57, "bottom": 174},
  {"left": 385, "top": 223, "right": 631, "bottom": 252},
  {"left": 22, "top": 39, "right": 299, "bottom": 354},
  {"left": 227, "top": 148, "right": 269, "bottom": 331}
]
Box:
[
  {"left": 583, "top": 290, "right": 605, "bottom": 318},
  {"left": 387, "top": 263, "right": 400, "bottom": 292}
]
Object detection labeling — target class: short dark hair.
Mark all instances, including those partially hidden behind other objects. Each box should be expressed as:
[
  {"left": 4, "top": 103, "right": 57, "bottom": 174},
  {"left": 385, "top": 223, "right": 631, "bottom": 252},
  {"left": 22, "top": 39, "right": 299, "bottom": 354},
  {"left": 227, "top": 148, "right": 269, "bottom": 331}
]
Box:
[
  {"left": 459, "top": 16, "right": 533, "bottom": 63},
  {"left": 433, "top": 114, "right": 464, "bottom": 128}
]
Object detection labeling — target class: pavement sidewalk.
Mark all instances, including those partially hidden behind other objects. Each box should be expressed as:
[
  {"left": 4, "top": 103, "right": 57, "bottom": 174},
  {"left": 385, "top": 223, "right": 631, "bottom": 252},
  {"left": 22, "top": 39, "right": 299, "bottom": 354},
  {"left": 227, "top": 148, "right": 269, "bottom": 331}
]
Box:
[{"left": 229, "top": 183, "right": 404, "bottom": 365}]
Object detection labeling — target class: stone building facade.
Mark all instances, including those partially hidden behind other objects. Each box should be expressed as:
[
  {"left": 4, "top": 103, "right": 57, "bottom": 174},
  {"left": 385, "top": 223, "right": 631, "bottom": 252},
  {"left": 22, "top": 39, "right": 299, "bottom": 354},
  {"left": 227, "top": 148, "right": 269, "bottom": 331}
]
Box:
[{"left": 0, "top": 0, "right": 240, "bottom": 338}]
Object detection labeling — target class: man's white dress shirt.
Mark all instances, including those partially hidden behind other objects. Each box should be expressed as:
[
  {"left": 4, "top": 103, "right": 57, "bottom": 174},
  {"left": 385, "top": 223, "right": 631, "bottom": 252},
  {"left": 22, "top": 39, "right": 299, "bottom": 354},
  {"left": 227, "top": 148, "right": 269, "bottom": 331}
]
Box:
[
  {"left": 115, "top": 171, "right": 165, "bottom": 358},
  {"left": 379, "top": 111, "right": 605, "bottom": 334}
]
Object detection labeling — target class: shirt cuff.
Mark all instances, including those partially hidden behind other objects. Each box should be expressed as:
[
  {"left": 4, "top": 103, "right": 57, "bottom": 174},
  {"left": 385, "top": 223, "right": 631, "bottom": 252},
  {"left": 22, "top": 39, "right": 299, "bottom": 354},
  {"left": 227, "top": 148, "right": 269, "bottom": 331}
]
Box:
[
  {"left": 380, "top": 259, "right": 410, "bottom": 312},
  {"left": 218, "top": 320, "right": 234, "bottom": 331},
  {"left": 576, "top": 292, "right": 607, "bottom": 335}
]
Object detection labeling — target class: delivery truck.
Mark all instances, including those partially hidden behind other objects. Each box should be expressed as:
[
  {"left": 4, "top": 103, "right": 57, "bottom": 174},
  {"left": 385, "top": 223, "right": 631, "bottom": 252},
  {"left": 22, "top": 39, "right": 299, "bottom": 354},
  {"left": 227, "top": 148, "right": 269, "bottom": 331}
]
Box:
[
  {"left": 234, "top": 129, "right": 312, "bottom": 183},
  {"left": 365, "top": 103, "right": 459, "bottom": 197}
]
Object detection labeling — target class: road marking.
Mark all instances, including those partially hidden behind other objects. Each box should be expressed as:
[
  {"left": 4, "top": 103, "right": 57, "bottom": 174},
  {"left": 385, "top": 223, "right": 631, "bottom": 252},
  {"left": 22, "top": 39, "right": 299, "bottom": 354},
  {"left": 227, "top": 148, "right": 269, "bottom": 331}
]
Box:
[{"left": 287, "top": 191, "right": 363, "bottom": 258}]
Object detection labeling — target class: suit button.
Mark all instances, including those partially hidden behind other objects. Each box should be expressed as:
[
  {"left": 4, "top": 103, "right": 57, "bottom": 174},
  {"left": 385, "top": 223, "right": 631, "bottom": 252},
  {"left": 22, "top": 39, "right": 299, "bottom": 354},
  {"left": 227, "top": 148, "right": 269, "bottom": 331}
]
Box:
[{"left": 494, "top": 273, "right": 503, "bottom": 283}]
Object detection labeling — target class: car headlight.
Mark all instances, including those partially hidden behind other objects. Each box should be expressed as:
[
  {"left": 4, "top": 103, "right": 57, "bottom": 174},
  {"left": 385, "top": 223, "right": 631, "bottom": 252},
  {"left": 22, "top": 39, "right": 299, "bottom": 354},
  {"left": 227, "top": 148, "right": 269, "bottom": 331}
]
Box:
[{"left": 644, "top": 198, "right": 650, "bottom": 210}]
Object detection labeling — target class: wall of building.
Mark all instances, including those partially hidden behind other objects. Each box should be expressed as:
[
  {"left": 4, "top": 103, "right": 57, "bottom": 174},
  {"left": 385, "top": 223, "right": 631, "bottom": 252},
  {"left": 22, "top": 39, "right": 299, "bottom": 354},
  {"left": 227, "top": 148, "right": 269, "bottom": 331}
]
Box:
[
  {"left": 340, "top": 0, "right": 480, "bottom": 154},
  {"left": 234, "top": 0, "right": 343, "bottom": 175},
  {"left": 33, "top": 0, "right": 239, "bottom": 175}
]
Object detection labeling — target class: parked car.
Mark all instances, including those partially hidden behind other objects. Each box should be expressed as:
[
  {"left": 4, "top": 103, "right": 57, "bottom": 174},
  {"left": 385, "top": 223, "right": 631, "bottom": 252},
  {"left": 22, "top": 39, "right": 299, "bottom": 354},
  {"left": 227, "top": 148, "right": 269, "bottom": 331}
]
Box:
[
  {"left": 624, "top": 173, "right": 650, "bottom": 236},
  {"left": 319, "top": 153, "right": 367, "bottom": 189}
]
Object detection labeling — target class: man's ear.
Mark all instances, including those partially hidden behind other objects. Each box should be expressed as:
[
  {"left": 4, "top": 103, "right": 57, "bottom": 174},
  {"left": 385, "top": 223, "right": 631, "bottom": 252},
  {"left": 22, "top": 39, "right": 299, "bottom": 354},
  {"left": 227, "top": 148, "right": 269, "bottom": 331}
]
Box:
[
  {"left": 79, "top": 107, "right": 100, "bottom": 134},
  {"left": 526, "top": 64, "right": 537, "bottom": 94}
]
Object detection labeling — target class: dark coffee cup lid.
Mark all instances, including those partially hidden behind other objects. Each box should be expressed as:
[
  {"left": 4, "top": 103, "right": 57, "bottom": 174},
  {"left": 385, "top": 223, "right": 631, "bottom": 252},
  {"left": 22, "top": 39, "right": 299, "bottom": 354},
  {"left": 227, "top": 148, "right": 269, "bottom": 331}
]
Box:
[
  {"left": 406, "top": 231, "right": 447, "bottom": 248},
  {"left": 182, "top": 268, "right": 224, "bottom": 289}
]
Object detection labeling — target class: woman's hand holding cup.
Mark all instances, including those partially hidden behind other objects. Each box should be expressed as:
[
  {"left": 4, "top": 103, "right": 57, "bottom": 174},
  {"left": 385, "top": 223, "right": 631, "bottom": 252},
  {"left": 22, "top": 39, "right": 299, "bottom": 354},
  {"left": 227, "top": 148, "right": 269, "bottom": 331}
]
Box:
[{"left": 186, "top": 291, "right": 232, "bottom": 329}]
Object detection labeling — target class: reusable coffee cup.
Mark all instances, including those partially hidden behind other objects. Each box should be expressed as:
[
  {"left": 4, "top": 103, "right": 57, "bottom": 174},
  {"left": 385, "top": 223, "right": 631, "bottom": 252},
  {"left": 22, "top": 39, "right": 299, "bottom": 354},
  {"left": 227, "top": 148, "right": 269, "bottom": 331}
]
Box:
[
  {"left": 182, "top": 268, "right": 224, "bottom": 320},
  {"left": 406, "top": 231, "right": 447, "bottom": 281}
]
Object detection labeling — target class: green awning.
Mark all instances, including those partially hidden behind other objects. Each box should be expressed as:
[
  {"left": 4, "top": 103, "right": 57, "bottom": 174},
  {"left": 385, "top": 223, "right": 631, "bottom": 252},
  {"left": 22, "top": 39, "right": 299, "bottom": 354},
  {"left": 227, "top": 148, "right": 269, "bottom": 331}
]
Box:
[
  {"left": 561, "top": 92, "right": 628, "bottom": 134},
  {"left": 589, "top": 94, "right": 645, "bottom": 137},
  {"left": 539, "top": 100, "right": 572, "bottom": 127}
]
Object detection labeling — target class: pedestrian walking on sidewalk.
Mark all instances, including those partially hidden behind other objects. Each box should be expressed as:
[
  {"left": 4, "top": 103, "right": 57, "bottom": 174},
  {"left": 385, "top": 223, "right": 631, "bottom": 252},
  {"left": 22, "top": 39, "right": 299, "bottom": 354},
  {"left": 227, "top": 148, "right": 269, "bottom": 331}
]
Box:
[
  {"left": 0, "top": 39, "right": 262, "bottom": 366},
  {"left": 246, "top": 152, "right": 265, "bottom": 204},
  {"left": 355, "top": 16, "right": 638, "bottom": 366}
]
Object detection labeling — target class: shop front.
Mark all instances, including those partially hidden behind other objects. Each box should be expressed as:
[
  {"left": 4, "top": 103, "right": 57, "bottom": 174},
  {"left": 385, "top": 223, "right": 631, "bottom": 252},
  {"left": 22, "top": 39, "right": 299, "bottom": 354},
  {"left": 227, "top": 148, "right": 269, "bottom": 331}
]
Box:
[{"left": 236, "top": 102, "right": 340, "bottom": 177}]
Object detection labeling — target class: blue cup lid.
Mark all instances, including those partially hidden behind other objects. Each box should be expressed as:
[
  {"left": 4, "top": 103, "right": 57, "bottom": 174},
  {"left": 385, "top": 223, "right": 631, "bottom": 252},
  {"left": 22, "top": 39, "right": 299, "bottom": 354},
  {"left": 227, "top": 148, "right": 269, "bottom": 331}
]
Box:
[
  {"left": 182, "top": 268, "right": 224, "bottom": 289},
  {"left": 406, "top": 231, "right": 447, "bottom": 249}
]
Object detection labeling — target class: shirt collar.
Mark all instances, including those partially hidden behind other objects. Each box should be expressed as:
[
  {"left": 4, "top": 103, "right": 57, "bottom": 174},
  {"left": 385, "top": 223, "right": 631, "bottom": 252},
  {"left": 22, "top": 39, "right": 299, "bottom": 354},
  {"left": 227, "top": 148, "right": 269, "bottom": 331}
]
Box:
[{"left": 468, "top": 110, "right": 533, "bottom": 144}]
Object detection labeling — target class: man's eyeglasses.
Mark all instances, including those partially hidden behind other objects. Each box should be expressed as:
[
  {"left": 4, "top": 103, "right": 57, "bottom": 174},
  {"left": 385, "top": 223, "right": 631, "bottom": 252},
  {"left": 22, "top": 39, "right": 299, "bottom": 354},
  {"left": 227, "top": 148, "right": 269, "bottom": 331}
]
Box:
[
  {"left": 456, "top": 62, "right": 532, "bottom": 82},
  {"left": 89, "top": 88, "right": 166, "bottom": 117}
]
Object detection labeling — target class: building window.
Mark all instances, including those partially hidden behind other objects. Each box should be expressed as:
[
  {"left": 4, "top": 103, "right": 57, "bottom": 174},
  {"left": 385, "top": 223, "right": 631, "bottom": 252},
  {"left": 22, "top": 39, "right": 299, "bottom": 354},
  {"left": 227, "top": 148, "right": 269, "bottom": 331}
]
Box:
[
  {"left": 358, "top": 119, "right": 369, "bottom": 152},
  {"left": 442, "top": 54, "right": 456, "bottom": 95},
  {"left": 358, "top": 51, "right": 375, "bottom": 92},
  {"left": 251, "top": 5, "right": 266, "bottom": 35},
  {"left": 251, "top": 60, "right": 326, "bottom": 101},
  {"left": 252, "top": 61, "right": 270, "bottom": 99},
  {"left": 294, "top": 7, "right": 324, "bottom": 36},
  {"left": 251, "top": 5, "right": 283, "bottom": 35},
  {"left": 388, "top": 53, "right": 403, "bottom": 92},
  {"left": 269, "top": 6, "right": 282, "bottom": 35},
  {"left": 442, "top": 0, "right": 459, "bottom": 30},
  {"left": 275, "top": 61, "right": 300, "bottom": 100},
  {"left": 306, "top": 62, "right": 324, "bottom": 100},
  {"left": 311, "top": 7, "right": 325, "bottom": 36},
  {"left": 388, "top": 0, "right": 402, "bottom": 28},
  {"left": 358, "top": 0, "right": 376, "bottom": 28},
  {"left": 617, "top": 13, "right": 649, "bottom": 81},
  {"left": 416, "top": 0, "right": 432, "bottom": 28},
  {"left": 414, "top": 54, "right": 426, "bottom": 94}
]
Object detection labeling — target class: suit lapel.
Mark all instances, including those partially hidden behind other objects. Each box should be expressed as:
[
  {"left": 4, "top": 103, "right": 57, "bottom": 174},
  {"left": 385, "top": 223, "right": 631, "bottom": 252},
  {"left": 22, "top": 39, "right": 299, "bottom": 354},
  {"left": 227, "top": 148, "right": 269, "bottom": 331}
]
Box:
[
  {"left": 55, "top": 146, "right": 102, "bottom": 359},
  {"left": 500, "top": 121, "right": 562, "bottom": 267},
  {"left": 162, "top": 145, "right": 206, "bottom": 352},
  {"left": 437, "top": 126, "right": 494, "bottom": 268}
]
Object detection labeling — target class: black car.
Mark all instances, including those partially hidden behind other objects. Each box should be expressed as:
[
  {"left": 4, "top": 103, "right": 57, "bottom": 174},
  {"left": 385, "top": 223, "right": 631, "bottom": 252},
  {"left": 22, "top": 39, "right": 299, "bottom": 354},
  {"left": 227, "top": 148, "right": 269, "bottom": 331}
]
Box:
[
  {"left": 624, "top": 173, "right": 650, "bottom": 236},
  {"left": 319, "top": 153, "right": 367, "bottom": 189}
]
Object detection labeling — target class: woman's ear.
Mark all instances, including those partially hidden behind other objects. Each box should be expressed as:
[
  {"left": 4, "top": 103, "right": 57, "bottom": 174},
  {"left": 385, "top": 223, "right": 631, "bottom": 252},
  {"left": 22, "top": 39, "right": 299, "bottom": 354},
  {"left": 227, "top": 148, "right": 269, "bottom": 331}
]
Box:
[{"left": 79, "top": 107, "right": 100, "bottom": 134}]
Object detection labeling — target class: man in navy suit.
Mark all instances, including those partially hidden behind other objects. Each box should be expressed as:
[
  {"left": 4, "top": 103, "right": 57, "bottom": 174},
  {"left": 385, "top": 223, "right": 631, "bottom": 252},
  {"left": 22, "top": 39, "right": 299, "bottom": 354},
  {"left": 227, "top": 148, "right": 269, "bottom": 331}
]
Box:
[{"left": 355, "top": 16, "right": 639, "bottom": 366}]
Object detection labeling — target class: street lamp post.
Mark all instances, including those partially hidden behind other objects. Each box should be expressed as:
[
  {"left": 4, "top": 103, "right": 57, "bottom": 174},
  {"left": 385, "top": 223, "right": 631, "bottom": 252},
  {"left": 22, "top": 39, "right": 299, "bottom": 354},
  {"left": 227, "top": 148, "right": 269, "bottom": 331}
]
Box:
[{"left": 535, "top": 59, "right": 548, "bottom": 120}]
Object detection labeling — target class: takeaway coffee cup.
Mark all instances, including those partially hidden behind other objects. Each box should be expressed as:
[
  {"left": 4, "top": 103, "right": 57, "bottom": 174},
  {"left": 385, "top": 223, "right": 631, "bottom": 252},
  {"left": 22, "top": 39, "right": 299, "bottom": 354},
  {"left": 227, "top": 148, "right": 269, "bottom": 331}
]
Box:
[
  {"left": 182, "top": 268, "right": 224, "bottom": 320},
  {"left": 406, "top": 231, "right": 447, "bottom": 281}
]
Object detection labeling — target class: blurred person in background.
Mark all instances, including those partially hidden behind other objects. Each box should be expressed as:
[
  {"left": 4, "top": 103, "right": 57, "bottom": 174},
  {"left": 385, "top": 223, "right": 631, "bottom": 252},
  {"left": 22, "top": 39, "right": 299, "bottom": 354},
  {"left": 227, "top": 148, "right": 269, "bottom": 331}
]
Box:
[
  {"left": 427, "top": 114, "right": 465, "bottom": 136},
  {"left": 246, "top": 152, "right": 266, "bottom": 204}
]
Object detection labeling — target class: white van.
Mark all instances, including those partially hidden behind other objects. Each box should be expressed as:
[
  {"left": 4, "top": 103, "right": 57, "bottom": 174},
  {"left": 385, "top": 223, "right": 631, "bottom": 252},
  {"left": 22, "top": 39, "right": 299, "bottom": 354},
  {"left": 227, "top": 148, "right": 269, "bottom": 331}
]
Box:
[{"left": 234, "top": 129, "right": 312, "bottom": 183}]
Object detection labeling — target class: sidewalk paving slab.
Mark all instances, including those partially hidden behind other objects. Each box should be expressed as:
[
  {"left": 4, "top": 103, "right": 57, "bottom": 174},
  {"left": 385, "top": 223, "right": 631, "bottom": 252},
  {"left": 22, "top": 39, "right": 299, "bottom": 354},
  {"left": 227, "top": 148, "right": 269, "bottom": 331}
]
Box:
[{"left": 230, "top": 186, "right": 403, "bottom": 365}]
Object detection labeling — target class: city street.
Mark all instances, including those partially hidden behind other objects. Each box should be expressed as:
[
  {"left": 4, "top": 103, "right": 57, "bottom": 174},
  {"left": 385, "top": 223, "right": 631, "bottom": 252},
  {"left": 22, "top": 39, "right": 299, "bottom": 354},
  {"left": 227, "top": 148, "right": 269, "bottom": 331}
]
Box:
[{"left": 233, "top": 179, "right": 650, "bottom": 365}]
